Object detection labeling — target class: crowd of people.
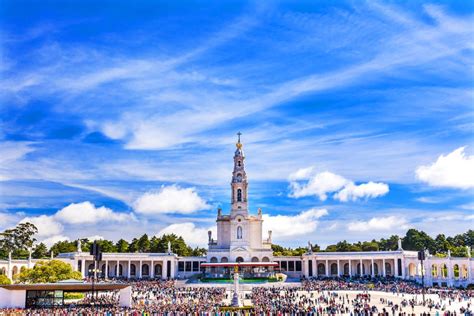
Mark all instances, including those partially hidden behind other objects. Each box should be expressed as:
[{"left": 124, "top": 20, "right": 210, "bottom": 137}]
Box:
[{"left": 0, "top": 277, "right": 472, "bottom": 315}]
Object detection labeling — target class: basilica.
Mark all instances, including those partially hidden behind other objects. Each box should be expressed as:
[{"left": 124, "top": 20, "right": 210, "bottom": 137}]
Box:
[{"left": 0, "top": 135, "right": 472, "bottom": 287}]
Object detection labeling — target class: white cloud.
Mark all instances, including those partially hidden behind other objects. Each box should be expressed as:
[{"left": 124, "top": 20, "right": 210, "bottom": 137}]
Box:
[
  {"left": 42, "top": 235, "right": 70, "bottom": 248},
  {"left": 21, "top": 215, "right": 63, "bottom": 237},
  {"left": 416, "top": 147, "right": 474, "bottom": 189},
  {"left": 289, "top": 171, "right": 349, "bottom": 200},
  {"left": 334, "top": 182, "right": 389, "bottom": 202},
  {"left": 262, "top": 208, "right": 328, "bottom": 238},
  {"left": 134, "top": 185, "right": 210, "bottom": 214},
  {"left": 289, "top": 168, "right": 389, "bottom": 202},
  {"left": 86, "top": 235, "right": 104, "bottom": 241},
  {"left": 347, "top": 216, "right": 409, "bottom": 232},
  {"left": 54, "top": 201, "right": 132, "bottom": 224},
  {"left": 288, "top": 166, "right": 314, "bottom": 181},
  {"left": 156, "top": 222, "right": 215, "bottom": 247}
]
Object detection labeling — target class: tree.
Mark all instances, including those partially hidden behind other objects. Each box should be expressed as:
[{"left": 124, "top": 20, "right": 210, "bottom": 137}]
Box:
[
  {"left": 434, "top": 234, "right": 450, "bottom": 254},
  {"left": 190, "top": 247, "right": 207, "bottom": 256},
  {"left": 0, "top": 222, "right": 38, "bottom": 258},
  {"left": 32, "top": 243, "right": 49, "bottom": 259},
  {"left": 96, "top": 239, "right": 117, "bottom": 253},
  {"left": 361, "top": 241, "right": 379, "bottom": 251},
  {"left": 50, "top": 240, "right": 76, "bottom": 255},
  {"left": 379, "top": 235, "right": 399, "bottom": 251},
  {"left": 17, "top": 260, "right": 82, "bottom": 284},
  {"left": 116, "top": 239, "right": 129, "bottom": 253},
  {"left": 0, "top": 274, "right": 11, "bottom": 285},
  {"left": 137, "top": 234, "right": 150, "bottom": 253},
  {"left": 128, "top": 238, "right": 139, "bottom": 253},
  {"left": 402, "top": 229, "right": 436, "bottom": 253}
]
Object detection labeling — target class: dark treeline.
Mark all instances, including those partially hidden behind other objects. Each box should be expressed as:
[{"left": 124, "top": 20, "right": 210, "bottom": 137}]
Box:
[
  {"left": 1, "top": 223, "right": 472, "bottom": 259},
  {"left": 272, "top": 229, "right": 473, "bottom": 257}
]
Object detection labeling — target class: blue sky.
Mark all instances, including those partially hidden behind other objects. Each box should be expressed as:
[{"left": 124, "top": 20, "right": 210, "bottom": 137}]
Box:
[{"left": 1, "top": 0, "right": 473, "bottom": 248}]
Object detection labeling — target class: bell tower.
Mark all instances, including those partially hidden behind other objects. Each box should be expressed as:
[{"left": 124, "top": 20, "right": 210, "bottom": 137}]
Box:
[{"left": 231, "top": 132, "right": 248, "bottom": 214}]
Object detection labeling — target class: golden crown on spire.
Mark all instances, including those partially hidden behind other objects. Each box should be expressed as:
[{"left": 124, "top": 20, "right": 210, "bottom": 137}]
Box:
[{"left": 236, "top": 131, "right": 242, "bottom": 149}]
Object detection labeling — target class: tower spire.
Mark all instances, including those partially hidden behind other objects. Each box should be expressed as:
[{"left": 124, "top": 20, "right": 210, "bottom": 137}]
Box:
[{"left": 231, "top": 132, "right": 247, "bottom": 214}]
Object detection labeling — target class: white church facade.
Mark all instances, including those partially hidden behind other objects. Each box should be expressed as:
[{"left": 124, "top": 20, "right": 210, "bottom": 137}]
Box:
[{"left": 0, "top": 135, "right": 473, "bottom": 287}]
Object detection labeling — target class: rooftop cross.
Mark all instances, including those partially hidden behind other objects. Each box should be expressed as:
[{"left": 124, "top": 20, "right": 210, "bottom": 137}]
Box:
[{"left": 237, "top": 131, "right": 242, "bottom": 143}]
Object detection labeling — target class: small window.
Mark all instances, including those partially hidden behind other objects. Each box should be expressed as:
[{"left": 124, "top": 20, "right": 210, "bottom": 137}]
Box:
[
  {"left": 185, "top": 261, "right": 191, "bottom": 272},
  {"left": 192, "top": 262, "right": 199, "bottom": 272},
  {"left": 237, "top": 189, "right": 242, "bottom": 202},
  {"left": 237, "top": 226, "right": 243, "bottom": 239},
  {"left": 238, "top": 161, "right": 241, "bottom": 167},
  {"left": 289, "top": 261, "right": 295, "bottom": 271},
  {"left": 178, "top": 262, "right": 185, "bottom": 272},
  {"left": 296, "top": 261, "right": 302, "bottom": 272}
]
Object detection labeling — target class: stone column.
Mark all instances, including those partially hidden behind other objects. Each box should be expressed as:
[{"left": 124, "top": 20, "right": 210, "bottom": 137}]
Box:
[
  {"left": 371, "top": 259, "right": 375, "bottom": 277},
  {"left": 162, "top": 260, "right": 168, "bottom": 280},
  {"left": 382, "top": 259, "right": 386, "bottom": 277},
  {"left": 394, "top": 258, "right": 399, "bottom": 278},
  {"left": 138, "top": 260, "right": 142, "bottom": 279},
  {"left": 127, "top": 260, "right": 131, "bottom": 279},
  {"left": 105, "top": 260, "right": 109, "bottom": 279},
  {"left": 312, "top": 259, "right": 317, "bottom": 278},
  {"left": 7, "top": 252, "right": 12, "bottom": 280},
  {"left": 170, "top": 259, "right": 175, "bottom": 279},
  {"left": 81, "top": 259, "right": 85, "bottom": 277},
  {"left": 28, "top": 249, "right": 32, "bottom": 269},
  {"left": 303, "top": 259, "right": 308, "bottom": 277},
  {"left": 360, "top": 259, "right": 363, "bottom": 276},
  {"left": 401, "top": 256, "right": 406, "bottom": 279},
  {"left": 337, "top": 260, "right": 340, "bottom": 276},
  {"left": 348, "top": 260, "right": 352, "bottom": 277},
  {"left": 151, "top": 260, "right": 154, "bottom": 278}
]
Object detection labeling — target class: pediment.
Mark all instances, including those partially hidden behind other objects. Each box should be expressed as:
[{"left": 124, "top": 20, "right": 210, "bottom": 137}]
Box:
[{"left": 231, "top": 247, "right": 248, "bottom": 252}]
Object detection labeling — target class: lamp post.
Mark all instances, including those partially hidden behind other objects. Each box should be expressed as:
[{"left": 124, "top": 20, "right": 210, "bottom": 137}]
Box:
[
  {"left": 89, "top": 241, "right": 102, "bottom": 308},
  {"left": 418, "top": 250, "right": 426, "bottom": 305}
]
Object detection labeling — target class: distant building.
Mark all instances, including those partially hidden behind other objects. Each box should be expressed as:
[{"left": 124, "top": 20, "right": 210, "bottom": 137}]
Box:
[{"left": 0, "top": 135, "right": 472, "bottom": 287}]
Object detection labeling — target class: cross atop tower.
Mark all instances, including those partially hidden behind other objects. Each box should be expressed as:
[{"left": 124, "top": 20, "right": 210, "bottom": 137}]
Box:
[{"left": 237, "top": 131, "right": 242, "bottom": 143}]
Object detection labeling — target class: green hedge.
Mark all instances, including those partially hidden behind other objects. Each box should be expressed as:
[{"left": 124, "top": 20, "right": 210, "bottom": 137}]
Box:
[{"left": 64, "top": 292, "right": 85, "bottom": 300}]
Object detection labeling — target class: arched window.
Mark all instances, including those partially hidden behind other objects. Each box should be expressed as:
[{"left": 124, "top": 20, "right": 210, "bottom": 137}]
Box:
[
  {"left": 237, "top": 226, "right": 243, "bottom": 239},
  {"left": 154, "top": 264, "right": 162, "bottom": 277},
  {"left": 330, "top": 263, "right": 338, "bottom": 275},
  {"left": 441, "top": 264, "right": 448, "bottom": 278},
  {"left": 317, "top": 263, "right": 325, "bottom": 276},
  {"left": 237, "top": 189, "right": 242, "bottom": 202},
  {"left": 236, "top": 257, "right": 244, "bottom": 263},
  {"left": 221, "top": 257, "right": 228, "bottom": 263},
  {"left": 236, "top": 173, "right": 242, "bottom": 182},
  {"left": 385, "top": 262, "right": 392, "bottom": 276},
  {"left": 210, "top": 257, "right": 218, "bottom": 263},
  {"left": 142, "top": 264, "right": 149, "bottom": 276},
  {"left": 343, "top": 263, "right": 350, "bottom": 275},
  {"left": 262, "top": 257, "right": 270, "bottom": 262},
  {"left": 238, "top": 161, "right": 241, "bottom": 167},
  {"left": 453, "top": 264, "right": 459, "bottom": 278}
]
